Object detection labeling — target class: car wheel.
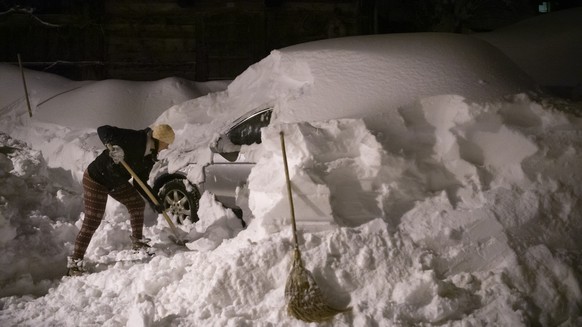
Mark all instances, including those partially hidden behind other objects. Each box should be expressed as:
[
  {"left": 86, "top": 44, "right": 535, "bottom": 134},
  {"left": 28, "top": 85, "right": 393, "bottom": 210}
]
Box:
[{"left": 158, "top": 179, "right": 200, "bottom": 224}]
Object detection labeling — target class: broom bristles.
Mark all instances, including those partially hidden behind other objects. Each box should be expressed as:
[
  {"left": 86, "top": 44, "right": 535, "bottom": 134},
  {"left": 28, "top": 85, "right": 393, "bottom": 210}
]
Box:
[{"left": 285, "top": 249, "right": 351, "bottom": 323}]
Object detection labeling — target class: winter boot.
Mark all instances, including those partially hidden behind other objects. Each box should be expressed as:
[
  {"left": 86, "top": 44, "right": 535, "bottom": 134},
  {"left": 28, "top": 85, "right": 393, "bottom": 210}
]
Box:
[
  {"left": 130, "top": 236, "right": 155, "bottom": 256},
  {"left": 67, "top": 256, "right": 86, "bottom": 276}
]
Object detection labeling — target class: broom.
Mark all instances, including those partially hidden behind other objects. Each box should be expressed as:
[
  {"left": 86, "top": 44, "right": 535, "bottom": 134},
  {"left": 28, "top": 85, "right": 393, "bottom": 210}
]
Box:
[{"left": 280, "top": 131, "right": 350, "bottom": 323}]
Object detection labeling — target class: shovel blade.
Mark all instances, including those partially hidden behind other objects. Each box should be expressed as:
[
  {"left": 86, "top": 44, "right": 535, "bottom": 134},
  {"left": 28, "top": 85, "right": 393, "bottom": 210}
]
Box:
[{"left": 168, "top": 234, "right": 187, "bottom": 246}]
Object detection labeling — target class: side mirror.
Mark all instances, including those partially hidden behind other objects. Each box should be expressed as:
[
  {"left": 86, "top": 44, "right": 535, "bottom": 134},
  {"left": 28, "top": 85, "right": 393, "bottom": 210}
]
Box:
[
  {"left": 209, "top": 136, "right": 221, "bottom": 153},
  {"left": 209, "top": 135, "right": 240, "bottom": 162}
]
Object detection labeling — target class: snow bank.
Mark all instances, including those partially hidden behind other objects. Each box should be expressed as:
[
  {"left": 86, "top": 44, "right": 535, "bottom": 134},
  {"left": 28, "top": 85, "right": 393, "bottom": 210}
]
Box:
[
  {"left": 2, "top": 27, "right": 582, "bottom": 327},
  {"left": 0, "top": 63, "right": 228, "bottom": 132},
  {"left": 34, "top": 77, "right": 228, "bottom": 129},
  {"left": 0, "top": 63, "right": 84, "bottom": 115},
  {"left": 0, "top": 133, "right": 81, "bottom": 297}
]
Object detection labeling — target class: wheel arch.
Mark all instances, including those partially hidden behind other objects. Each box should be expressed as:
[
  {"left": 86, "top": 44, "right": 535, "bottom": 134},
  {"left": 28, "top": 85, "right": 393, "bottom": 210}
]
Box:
[{"left": 152, "top": 172, "right": 188, "bottom": 194}]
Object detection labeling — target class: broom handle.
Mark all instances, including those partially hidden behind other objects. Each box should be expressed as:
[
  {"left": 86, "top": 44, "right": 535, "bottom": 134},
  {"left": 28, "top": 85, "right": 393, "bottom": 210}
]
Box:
[
  {"left": 106, "top": 144, "right": 183, "bottom": 242},
  {"left": 280, "top": 132, "right": 299, "bottom": 248}
]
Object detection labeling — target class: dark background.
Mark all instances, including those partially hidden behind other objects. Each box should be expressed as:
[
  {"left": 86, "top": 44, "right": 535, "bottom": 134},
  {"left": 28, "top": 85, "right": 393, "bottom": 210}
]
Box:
[{"left": 1, "top": 0, "right": 580, "bottom": 81}]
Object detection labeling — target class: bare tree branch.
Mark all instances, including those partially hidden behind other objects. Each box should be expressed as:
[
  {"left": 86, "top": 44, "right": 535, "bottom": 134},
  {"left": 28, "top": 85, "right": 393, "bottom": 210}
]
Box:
[{"left": 0, "top": 6, "right": 61, "bottom": 28}]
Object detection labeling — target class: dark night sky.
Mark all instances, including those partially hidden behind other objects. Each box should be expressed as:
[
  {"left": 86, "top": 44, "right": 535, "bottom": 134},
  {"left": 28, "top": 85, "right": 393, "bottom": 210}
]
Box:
[
  {"left": 2, "top": 0, "right": 581, "bottom": 80},
  {"left": 3, "top": 0, "right": 582, "bottom": 30}
]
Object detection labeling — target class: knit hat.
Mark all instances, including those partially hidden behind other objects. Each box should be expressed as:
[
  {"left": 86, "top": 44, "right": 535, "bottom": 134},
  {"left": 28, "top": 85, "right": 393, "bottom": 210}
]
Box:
[{"left": 152, "top": 124, "right": 175, "bottom": 144}]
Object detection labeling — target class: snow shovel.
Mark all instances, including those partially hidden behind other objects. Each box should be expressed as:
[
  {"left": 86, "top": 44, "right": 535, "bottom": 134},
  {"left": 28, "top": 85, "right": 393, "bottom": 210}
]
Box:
[
  {"left": 280, "top": 131, "right": 350, "bottom": 323},
  {"left": 107, "top": 145, "right": 186, "bottom": 246}
]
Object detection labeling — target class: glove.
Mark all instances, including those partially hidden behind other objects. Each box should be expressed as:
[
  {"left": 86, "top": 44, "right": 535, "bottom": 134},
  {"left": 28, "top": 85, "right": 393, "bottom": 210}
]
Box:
[{"left": 108, "top": 145, "right": 125, "bottom": 164}]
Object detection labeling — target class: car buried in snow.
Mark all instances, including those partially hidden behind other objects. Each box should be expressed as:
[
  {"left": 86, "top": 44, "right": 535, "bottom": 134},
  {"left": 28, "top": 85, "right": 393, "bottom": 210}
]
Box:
[
  {"left": 149, "top": 33, "right": 537, "bottom": 225},
  {"left": 151, "top": 107, "right": 273, "bottom": 224}
]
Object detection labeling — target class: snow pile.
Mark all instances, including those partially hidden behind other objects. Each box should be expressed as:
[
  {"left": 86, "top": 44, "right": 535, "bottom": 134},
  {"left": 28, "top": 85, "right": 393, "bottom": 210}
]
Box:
[
  {"left": 0, "top": 133, "right": 81, "bottom": 296},
  {"left": 242, "top": 94, "right": 582, "bottom": 326},
  {"left": 0, "top": 62, "right": 228, "bottom": 131},
  {"left": 33, "top": 77, "right": 228, "bottom": 129},
  {"left": 1, "top": 8, "right": 582, "bottom": 327},
  {"left": 248, "top": 119, "right": 390, "bottom": 232}
]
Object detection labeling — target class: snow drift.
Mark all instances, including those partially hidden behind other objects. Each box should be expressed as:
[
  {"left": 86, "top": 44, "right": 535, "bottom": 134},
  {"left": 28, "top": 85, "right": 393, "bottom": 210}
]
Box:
[{"left": 2, "top": 8, "right": 582, "bottom": 327}]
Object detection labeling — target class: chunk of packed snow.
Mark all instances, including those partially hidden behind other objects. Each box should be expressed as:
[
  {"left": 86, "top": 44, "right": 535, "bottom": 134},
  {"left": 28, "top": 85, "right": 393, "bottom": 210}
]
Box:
[{"left": 1, "top": 9, "right": 582, "bottom": 327}]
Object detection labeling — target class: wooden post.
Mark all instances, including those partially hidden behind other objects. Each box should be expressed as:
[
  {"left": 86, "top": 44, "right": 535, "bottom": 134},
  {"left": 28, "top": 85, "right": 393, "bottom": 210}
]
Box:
[{"left": 17, "top": 54, "right": 33, "bottom": 117}]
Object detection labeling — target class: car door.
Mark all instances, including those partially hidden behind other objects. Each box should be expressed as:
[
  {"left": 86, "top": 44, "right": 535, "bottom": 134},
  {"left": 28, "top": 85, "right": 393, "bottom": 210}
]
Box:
[{"left": 204, "top": 108, "right": 273, "bottom": 208}]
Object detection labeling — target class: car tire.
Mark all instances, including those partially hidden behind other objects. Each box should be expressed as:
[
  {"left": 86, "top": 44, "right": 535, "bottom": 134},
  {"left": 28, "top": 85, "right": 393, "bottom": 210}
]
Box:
[{"left": 158, "top": 179, "right": 200, "bottom": 224}]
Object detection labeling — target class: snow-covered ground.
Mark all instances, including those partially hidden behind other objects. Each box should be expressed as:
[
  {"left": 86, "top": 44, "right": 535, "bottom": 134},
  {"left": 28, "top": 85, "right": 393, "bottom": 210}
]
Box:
[{"left": 1, "top": 8, "right": 582, "bottom": 327}]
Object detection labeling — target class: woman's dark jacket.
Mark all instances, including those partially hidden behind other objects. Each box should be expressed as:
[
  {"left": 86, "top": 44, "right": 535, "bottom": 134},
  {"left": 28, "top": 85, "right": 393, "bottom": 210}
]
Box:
[{"left": 87, "top": 125, "right": 157, "bottom": 192}]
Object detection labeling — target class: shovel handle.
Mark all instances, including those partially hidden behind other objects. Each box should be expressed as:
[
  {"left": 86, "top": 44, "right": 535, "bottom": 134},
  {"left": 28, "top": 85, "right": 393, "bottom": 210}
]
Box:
[{"left": 106, "top": 144, "right": 183, "bottom": 242}]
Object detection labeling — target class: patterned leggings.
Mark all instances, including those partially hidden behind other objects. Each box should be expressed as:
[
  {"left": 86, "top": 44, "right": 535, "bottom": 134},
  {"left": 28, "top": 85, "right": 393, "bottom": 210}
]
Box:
[{"left": 72, "top": 170, "right": 145, "bottom": 259}]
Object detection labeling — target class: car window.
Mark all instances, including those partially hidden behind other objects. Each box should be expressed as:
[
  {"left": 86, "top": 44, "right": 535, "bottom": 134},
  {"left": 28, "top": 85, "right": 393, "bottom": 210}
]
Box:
[{"left": 227, "top": 110, "right": 272, "bottom": 146}]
